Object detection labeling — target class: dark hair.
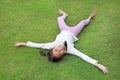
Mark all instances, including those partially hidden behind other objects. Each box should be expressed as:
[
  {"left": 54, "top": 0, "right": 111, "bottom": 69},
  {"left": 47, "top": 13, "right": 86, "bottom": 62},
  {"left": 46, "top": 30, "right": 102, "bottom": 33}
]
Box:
[
  {"left": 47, "top": 50, "right": 62, "bottom": 62},
  {"left": 40, "top": 49, "right": 65, "bottom": 62}
]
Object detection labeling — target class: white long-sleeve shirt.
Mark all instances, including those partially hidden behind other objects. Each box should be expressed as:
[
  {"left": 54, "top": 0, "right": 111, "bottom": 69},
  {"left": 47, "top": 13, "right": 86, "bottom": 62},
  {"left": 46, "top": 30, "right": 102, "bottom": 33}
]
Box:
[{"left": 26, "top": 31, "right": 98, "bottom": 65}]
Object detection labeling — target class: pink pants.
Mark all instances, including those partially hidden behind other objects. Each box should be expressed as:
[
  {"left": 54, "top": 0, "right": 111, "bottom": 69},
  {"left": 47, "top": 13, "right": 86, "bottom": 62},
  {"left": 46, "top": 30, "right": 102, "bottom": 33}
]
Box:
[{"left": 58, "top": 15, "right": 90, "bottom": 36}]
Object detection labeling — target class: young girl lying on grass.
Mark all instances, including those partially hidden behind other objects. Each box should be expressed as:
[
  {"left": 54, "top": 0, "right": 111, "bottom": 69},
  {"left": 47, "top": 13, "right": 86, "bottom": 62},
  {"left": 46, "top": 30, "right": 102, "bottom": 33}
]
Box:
[{"left": 14, "top": 9, "right": 108, "bottom": 74}]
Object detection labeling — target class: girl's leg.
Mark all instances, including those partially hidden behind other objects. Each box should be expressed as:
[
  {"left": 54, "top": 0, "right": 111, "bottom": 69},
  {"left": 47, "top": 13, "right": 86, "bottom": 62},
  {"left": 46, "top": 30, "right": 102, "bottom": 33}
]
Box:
[
  {"left": 57, "top": 9, "right": 96, "bottom": 36},
  {"left": 57, "top": 9, "right": 69, "bottom": 31},
  {"left": 70, "top": 11, "right": 96, "bottom": 36},
  {"left": 71, "top": 18, "right": 91, "bottom": 36}
]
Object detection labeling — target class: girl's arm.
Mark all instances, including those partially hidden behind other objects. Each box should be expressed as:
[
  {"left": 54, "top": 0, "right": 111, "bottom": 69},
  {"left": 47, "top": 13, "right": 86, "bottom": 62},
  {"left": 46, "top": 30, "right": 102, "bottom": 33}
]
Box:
[
  {"left": 69, "top": 48, "right": 108, "bottom": 74},
  {"left": 14, "top": 41, "right": 54, "bottom": 49}
]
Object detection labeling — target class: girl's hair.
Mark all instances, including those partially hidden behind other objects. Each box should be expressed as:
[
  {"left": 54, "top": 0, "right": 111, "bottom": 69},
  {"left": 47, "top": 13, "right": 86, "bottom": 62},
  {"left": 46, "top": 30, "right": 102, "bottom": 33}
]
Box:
[
  {"left": 40, "top": 41, "right": 67, "bottom": 62},
  {"left": 47, "top": 49, "right": 62, "bottom": 62},
  {"left": 40, "top": 49, "right": 65, "bottom": 62}
]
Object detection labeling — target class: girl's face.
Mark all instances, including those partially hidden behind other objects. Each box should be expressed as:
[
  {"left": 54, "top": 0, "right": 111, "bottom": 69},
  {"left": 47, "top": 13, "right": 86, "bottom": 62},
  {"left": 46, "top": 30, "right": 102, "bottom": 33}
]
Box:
[{"left": 52, "top": 44, "right": 66, "bottom": 58}]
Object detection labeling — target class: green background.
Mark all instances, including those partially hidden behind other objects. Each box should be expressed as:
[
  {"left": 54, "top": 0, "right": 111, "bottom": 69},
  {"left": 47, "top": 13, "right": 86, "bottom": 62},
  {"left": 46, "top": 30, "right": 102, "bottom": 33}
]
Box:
[{"left": 0, "top": 0, "right": 120, "bottom": 80}]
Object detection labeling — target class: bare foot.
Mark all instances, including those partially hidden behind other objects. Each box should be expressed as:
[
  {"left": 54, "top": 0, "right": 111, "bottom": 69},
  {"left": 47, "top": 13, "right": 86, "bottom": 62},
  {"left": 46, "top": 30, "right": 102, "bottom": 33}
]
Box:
[
  {"left": 89, "top": 10, "right": 96, "bottom": 19},
  {"left": 58, "top": 9, "right": 68, "bottom": 16}
]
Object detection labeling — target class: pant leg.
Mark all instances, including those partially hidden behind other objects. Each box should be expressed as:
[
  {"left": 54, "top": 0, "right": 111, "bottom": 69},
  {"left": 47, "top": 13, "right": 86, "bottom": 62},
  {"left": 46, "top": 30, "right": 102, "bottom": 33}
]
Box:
[
  {"left": 58, "top": 15, "right": 91, "bottom": 36},
  {"left": 71, "top": 18, "right": 91, "bottom": 36},
  {"left": 57, "top": 15, "right": 68, "bottom": 31}
]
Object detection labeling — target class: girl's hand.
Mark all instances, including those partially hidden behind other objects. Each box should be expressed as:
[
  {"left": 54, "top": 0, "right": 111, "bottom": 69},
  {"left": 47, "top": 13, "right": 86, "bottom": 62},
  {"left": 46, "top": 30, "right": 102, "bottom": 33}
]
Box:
[
  {"left": 14, "top": 42, "right": 26, "bottom": 47},
  {"left": 95, "top": 63, "right": 108, "bottom": 74}
]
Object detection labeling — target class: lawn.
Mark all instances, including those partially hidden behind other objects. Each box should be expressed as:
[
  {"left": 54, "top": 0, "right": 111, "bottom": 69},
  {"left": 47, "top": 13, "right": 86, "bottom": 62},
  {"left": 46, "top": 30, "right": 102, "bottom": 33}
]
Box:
[{"left": 0, "top": 0, "right": 120, "bottom": 80}]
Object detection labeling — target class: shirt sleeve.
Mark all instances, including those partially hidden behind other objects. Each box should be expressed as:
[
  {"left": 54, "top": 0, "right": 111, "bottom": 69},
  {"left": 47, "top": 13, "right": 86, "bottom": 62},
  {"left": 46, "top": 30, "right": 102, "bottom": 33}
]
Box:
[
  {"left": 69, "top": 48, "right": 98, "bottom": 65},
  {"left": 26, "top": 41, "right": 54, "bottom": 49}
]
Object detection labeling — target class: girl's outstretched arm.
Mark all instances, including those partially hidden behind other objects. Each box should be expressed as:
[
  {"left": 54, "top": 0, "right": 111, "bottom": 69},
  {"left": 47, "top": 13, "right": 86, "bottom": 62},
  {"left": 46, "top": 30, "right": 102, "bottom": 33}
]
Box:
[
  {"left": 69, "top": 48, "right": 108, "bottom": 74},
  {"left": 14, "top": 41, "right": 54, "bottom": 49}
]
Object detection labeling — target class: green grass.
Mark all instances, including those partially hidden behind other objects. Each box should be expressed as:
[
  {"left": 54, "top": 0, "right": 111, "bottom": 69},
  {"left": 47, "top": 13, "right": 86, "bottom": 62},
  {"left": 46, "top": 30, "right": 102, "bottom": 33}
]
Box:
[{"left": 0, "top": 0, "right": 120, "bottom": 80}]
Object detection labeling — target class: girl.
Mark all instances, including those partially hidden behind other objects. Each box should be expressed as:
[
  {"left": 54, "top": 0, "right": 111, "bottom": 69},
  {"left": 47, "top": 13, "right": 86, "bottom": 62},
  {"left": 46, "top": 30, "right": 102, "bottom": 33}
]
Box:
[{"left": 14, "top": 9, "right": 108, "bottom": 74}]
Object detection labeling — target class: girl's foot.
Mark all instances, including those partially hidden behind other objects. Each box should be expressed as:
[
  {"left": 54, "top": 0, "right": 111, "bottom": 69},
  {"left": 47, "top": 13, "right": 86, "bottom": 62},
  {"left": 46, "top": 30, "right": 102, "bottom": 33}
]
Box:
[
  {"left": 89, "top": 10, "right": 96, "bottom": 19},
  {"left": 58, "top": 9, "right": 68, "bottom": 16}
]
